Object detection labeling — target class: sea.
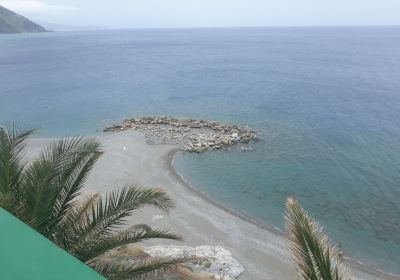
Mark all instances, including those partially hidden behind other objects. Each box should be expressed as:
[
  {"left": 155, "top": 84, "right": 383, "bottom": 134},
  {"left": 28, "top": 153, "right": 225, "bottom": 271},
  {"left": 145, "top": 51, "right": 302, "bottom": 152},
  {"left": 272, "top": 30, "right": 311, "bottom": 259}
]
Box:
[{"left": 0, "top": 27, "right": 399, "bottom": 275}]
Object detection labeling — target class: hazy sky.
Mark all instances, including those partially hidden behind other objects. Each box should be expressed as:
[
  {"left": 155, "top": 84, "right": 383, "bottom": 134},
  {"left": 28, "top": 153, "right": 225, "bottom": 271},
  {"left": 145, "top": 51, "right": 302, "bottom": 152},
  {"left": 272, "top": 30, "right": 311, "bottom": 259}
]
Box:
[{"left": 1, "top": 0, "right": 400, "bottom": 28}]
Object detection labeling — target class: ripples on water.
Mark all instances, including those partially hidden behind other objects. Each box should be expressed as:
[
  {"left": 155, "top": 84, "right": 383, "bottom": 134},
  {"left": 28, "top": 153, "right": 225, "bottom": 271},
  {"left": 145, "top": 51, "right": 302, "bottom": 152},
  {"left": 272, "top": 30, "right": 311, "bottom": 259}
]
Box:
[{"left": 0, "top": 27, "right": 399, "bottom": 274}]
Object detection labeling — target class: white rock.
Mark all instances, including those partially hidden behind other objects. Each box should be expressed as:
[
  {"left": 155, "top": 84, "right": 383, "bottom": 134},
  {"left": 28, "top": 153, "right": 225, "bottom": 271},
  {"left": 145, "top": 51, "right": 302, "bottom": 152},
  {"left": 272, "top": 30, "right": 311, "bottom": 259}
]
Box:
[
  {"left": 151, "top": 215, "right": 163, "bottom": 222},
  {"left": 144, "top": 245, "right": 244, "bottom": 280}
]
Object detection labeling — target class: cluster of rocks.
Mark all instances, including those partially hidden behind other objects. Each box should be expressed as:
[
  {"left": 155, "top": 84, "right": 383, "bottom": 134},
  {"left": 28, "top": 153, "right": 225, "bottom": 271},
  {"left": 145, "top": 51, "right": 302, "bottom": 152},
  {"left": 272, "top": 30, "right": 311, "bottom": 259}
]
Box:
[
  {"left": 104, "top": 116, "right": 257, "bottom": 153},
  {"left": 144, "top": 245, "right": 244, "bottom": 280}
]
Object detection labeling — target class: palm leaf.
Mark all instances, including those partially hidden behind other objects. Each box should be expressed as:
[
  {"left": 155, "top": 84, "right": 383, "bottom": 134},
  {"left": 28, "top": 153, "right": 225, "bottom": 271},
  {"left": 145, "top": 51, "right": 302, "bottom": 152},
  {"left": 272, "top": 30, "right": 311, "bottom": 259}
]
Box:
[
  {"left": 46, "top": 138, "right": 102, "bottom": 235},
  {"left": 285, "top": 197, "right": 348, "bottom": 280},
  {"left": 76, "top": 227, "right": 181, "bottom": 262},
  {"left": 0, "top": 126, "right": 36, "bottom": 216},
  {"left": 65, "top": 186, "right": 174, "bottom": 244},
  {"left": 53, "top": 193, "right": 99, "bottom": 249},
  {"left": 20, "top": 137, "right": 102, "bottom": 234},
  {"left": 90, "top": 256, "right": 189, "bottom": 280}
]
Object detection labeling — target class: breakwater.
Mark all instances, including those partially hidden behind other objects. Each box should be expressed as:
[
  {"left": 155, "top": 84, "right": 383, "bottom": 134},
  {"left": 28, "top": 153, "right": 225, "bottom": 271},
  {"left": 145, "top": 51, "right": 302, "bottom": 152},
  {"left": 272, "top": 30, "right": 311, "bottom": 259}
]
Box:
[{"left": 104, "top": 116, "right": 257, "bottom": 153}]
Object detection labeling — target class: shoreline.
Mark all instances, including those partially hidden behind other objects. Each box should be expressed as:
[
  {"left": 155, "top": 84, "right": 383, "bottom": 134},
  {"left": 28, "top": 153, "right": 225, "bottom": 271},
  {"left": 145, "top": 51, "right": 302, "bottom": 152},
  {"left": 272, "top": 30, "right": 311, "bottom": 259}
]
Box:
[
  {"left": 164, "top": 147, "right": 400, "bottom": 280},
  {"left": 26, "top": 131, "right": 400, "bottom": 280},
  {"left": 165, "top": 149, "right": 287, "bottom": 236}
]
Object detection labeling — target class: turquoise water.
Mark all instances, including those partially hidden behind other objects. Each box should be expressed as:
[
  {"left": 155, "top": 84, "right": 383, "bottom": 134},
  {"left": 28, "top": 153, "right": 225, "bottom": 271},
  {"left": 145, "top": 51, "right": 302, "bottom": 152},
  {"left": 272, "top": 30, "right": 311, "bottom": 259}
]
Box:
[{"left": 1, "top": 27, "right": 399, "bottom": 274}]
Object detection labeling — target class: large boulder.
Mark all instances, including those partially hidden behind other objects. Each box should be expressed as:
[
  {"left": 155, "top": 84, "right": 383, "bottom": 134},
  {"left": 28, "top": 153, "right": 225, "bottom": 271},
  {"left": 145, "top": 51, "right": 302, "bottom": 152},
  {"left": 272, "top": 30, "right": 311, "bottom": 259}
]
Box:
[{"left": 144, "top": 245, "right": 244, "bottom": 280}]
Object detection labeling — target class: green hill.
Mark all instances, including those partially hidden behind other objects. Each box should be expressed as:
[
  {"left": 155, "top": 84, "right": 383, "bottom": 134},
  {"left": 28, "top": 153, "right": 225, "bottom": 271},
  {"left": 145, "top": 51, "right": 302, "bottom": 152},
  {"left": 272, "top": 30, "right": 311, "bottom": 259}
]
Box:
[{"left": 0, "top": 5, "right": 47, "bottom": 34}]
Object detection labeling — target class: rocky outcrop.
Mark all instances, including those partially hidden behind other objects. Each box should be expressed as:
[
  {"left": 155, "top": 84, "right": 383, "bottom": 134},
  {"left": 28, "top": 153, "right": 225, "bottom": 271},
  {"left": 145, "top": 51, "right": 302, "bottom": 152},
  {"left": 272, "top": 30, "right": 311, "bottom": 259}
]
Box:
[
  {"left": 104, "top": 116, "right": 257, "bottom": 153},
  {"left": 144, "top": 245, "right": 244, "bottom": 280}
]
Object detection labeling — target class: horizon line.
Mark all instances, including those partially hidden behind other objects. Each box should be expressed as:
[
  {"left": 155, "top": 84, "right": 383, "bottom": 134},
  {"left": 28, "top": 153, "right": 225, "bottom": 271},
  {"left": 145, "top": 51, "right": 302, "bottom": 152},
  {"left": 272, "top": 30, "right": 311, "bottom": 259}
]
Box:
[{"left": 48, "top": 24, "right": 400, "bottom": 31}]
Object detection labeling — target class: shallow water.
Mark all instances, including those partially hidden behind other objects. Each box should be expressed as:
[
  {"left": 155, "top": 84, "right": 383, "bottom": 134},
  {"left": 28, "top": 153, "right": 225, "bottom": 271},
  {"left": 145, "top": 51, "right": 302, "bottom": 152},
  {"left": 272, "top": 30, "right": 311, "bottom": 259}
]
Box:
[{"left": 1, "top": 27, "right": 399, "bottom": 274}]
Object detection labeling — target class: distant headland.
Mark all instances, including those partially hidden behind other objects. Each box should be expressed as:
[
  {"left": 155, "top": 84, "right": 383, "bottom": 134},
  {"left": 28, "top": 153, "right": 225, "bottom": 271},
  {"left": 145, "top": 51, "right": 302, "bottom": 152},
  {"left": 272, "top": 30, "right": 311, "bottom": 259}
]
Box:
[{"left": 0, "top": 5, "right": 47, "bottom": 34}]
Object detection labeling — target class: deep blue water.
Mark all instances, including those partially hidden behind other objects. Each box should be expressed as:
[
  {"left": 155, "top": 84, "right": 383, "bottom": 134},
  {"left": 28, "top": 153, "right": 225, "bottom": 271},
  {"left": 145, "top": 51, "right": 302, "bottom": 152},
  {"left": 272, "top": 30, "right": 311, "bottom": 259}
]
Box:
[{"left": 1, "top": 27, "right": 399, "bottom": 274}]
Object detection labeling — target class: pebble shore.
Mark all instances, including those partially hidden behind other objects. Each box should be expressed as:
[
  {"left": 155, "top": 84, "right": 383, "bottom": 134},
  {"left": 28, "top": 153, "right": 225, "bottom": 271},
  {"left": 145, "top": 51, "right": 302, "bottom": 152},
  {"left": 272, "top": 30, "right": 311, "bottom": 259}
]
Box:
[{"left": 104, "top": 116, "right": 257, "bottom": 153}]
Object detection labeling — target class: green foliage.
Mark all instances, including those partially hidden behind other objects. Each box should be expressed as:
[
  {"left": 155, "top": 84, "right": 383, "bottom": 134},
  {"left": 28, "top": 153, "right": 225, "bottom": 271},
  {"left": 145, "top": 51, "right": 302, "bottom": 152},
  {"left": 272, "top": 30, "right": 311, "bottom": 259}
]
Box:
[
  {"left": 285, "top": 197, "right": 348, "bottom": 280},
  {"left": 92, "top": 257, "right": 188, "bottom": 280},
  {"left": 0, "top": 126, "right": 184, "bottom": 279},
  {"left": 202, "top": 259, "right": 212, "bottom": 268}
]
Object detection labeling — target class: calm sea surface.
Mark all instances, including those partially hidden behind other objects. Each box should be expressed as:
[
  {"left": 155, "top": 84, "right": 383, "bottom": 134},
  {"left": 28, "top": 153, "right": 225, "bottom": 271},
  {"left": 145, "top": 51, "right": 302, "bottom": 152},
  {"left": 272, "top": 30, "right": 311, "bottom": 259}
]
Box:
[{"left": 1, "top": 27, "right": 399, "bottom": 274}]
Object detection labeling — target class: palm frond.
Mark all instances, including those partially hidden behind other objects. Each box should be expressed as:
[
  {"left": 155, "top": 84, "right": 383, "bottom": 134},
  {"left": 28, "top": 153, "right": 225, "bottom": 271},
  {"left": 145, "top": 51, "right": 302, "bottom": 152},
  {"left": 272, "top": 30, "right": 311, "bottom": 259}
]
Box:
[
  {"left": 21, "top": 156, "right": 62, "bottom": 230},
  {"left": 20, "top": 137, "right": 102, "bottom": 234},
  {"left": 89, "top": 257, "right": 188, "bottom": 280},
  {"left": 76, "top": 226, "right": 181, "bottom": 262},
  {"left": 67, "top": 186, "right": 174, "bottom": 243},
  {"left": 53, "top": 193, "right": 99, "bottom": 249},
  {"left": 0, "top": 126, "right": 36, "bottom": 215},
  {"left": 46, "top": 138, "right": 102, "bottom": 234},
  {"left": 285, "top": 197, "right": 348, "bottom": 280}
]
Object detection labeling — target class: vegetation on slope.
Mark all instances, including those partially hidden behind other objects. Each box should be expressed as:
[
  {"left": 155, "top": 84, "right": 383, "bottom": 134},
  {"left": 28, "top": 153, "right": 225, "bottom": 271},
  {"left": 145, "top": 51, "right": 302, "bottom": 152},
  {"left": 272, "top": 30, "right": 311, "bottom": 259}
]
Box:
[{"left": 0, "top": 5, "right": 47, "bottom": 34}]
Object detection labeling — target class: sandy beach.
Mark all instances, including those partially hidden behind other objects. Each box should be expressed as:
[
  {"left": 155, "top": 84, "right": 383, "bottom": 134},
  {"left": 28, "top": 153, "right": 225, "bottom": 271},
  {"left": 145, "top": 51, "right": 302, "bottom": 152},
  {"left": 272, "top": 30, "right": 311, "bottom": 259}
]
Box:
[{"left": 26, "top": 130, "right": 399, "bottom": 280}]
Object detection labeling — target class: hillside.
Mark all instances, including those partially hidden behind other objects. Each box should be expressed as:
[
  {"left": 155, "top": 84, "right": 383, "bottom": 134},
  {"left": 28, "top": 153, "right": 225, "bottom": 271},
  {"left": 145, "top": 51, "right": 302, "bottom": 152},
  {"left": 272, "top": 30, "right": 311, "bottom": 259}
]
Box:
[{"left": 0, "top": 5, "right": 47, "bottom": 34}]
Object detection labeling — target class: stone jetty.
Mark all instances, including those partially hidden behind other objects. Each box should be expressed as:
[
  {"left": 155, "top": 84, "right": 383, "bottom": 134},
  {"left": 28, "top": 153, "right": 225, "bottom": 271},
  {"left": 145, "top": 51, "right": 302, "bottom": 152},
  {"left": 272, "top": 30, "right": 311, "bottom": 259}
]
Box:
[{"left": 103, "top": 116, "right": 257, "bottom": 153}]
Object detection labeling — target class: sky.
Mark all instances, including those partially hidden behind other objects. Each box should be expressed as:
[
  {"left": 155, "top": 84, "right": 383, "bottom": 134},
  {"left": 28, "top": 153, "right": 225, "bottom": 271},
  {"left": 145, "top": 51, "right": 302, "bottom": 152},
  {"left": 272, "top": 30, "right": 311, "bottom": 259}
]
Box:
[{"left": 1, "top": 0, "right": 400, "bottom": 28}]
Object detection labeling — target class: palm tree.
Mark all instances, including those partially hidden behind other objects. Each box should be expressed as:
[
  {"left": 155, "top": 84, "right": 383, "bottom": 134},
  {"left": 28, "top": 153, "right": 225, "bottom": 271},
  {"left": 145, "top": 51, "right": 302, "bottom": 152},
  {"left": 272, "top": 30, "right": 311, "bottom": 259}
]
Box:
[
  {"left": 0, "top": 126, "right": 186, "bottom": 280},
  {"left": 285, "top": 197, "right": 349, "bottom": 280}
]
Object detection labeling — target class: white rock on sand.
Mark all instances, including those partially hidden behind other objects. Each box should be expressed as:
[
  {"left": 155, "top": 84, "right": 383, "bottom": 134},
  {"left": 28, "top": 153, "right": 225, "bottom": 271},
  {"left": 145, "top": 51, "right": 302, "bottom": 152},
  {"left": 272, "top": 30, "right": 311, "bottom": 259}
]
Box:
[{"left": 144, "top": 245, "right": 244, "bottom": 280}]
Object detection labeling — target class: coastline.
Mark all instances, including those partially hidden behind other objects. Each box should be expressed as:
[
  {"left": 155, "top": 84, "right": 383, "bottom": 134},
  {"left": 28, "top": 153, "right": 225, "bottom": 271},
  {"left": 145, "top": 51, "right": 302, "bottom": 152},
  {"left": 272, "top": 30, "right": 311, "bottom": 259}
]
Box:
[
  {"left": 166, "top": 149, "right": 400, "bottom": 280},
  {"left": 26, "top": 130, "right": 400, "bottom": 280},
  {"left": 166, "top": 149, "right": 287, "bottom": 236}
]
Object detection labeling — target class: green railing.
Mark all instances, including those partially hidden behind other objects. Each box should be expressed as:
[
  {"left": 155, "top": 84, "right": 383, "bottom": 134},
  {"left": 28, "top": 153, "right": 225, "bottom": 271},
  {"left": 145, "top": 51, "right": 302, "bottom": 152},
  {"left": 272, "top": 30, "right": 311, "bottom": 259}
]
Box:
[{"left": 0, "top": 208, "right": 105, "bottom": 280}]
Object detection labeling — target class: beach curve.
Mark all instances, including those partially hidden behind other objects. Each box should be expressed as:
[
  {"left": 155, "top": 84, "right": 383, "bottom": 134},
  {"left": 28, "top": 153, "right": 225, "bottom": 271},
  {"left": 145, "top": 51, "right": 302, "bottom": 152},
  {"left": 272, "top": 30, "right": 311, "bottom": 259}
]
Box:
[{"left": 25, "top": 130, "right": 399, "bottom": 280}]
